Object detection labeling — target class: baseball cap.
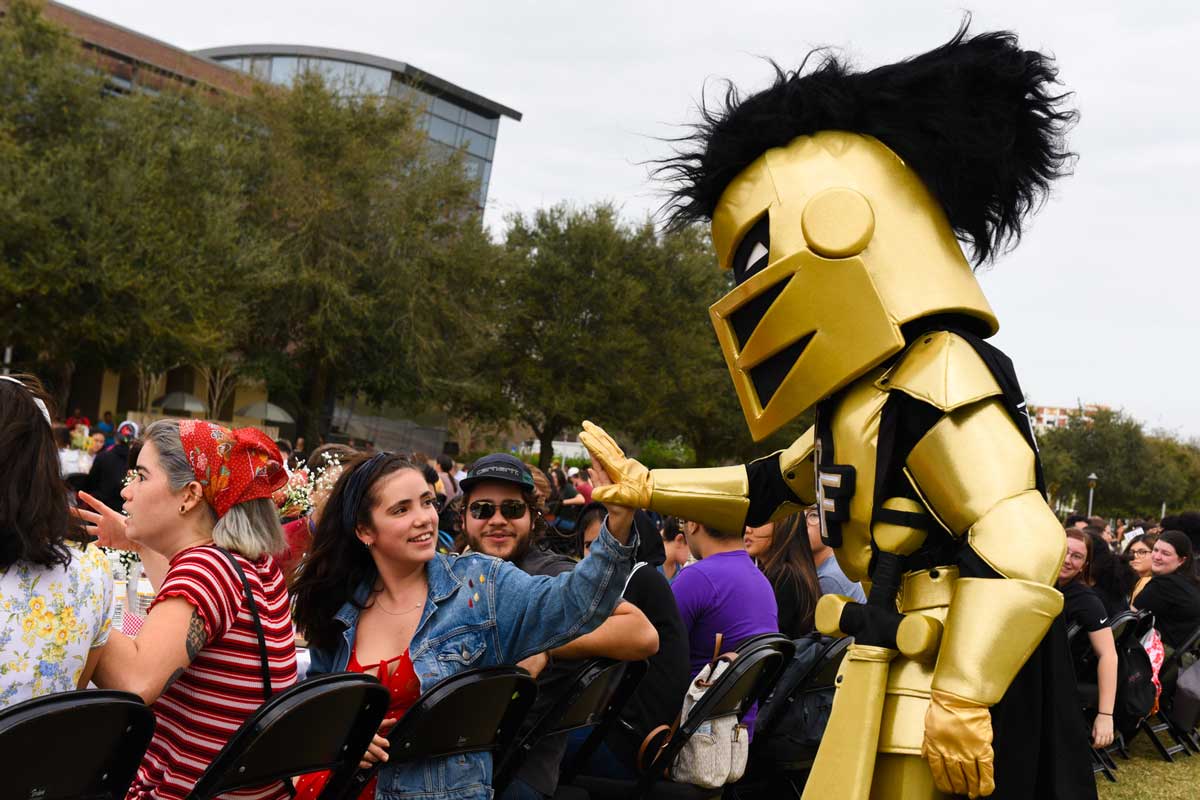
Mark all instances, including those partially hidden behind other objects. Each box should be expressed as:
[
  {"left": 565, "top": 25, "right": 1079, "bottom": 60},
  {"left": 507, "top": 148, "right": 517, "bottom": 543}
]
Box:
[
  {"left": 567, "top": 466, "right": 580, "bottom": 477},
  {"left": 459, "top": 453, "right": 535, "bottom": 495}
]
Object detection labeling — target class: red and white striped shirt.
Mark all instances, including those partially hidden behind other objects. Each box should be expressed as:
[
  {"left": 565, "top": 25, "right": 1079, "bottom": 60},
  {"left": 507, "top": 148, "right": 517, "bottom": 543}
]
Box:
[{"left": 128, "top": 545, "right": 297, "bottom": 800}]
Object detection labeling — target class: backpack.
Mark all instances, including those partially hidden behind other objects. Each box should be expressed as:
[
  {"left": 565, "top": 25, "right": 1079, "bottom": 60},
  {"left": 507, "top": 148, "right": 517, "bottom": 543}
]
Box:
[
  {"left": 753, "top": 634, "right": 835, "bottom": 759},
  {"left": 1114, "top": 629, "right": 1157, "bottom": 736},
  {"left": 652, "top": 634, "right": 750, "bottom": 789}
]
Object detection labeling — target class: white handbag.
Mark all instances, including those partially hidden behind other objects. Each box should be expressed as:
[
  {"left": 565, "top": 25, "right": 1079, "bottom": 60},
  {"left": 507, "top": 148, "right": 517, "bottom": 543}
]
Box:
[{"left": 669, "top": 633, "right": 749, "bottom": 789}]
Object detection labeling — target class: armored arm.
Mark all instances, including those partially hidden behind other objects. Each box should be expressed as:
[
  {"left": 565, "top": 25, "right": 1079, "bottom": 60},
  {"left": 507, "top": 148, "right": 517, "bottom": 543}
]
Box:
[
  {"left": 579, "top": 421, "right": 814, "bottom": 534},
  {"left": 905, "top": 396, "right": 1065, "bottom": 705},
  {"left": 905, "top": 397, "right": 1065, "bottom": 797}
]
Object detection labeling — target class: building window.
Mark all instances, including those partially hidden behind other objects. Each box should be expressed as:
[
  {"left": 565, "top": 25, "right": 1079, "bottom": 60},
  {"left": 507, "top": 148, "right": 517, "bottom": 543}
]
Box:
[
  {"left": 462, "top": 108, "right": 498, "bottom": 137},
  {"left": 249, "top": 56, "right": 272, "bottom": 81},
  {"left": 459, "top": 128, "right": 494, "bottom": 159},
  {"left": 427, "top": 115, "right": 460, "bottom": 147},
  {"left": 431, "top": 96, "right": 465, "bottom": 124},
  {"left": 271, "top": 56, "right": 299, "bottom": 86}
]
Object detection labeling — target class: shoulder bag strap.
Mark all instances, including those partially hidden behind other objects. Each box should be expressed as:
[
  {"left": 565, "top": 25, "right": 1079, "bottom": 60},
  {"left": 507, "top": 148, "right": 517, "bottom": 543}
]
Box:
[{"left": 217, "top": 547, "right": 272, "bottom": 703}]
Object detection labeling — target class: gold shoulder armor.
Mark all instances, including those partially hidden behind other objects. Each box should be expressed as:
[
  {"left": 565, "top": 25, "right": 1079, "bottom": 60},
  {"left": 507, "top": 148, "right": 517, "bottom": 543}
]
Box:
[
  {"left": 875, "top": 331, "right": 1001, "bottom": 412},
  {"left": 779, "top": 426, "right": 817, "bottom": 506}
]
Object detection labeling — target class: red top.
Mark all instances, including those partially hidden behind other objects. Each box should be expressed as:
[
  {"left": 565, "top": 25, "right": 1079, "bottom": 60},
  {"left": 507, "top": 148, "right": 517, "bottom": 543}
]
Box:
[
  {"left": 294, "top": 646, "right": 421, "bottom": 800},
  {"left": 128, "top": 546, "right": 297, "bottom": 800}
]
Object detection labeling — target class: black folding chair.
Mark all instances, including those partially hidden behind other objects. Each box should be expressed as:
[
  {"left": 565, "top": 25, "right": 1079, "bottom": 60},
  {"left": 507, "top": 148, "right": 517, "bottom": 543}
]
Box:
[
  {"left": 573, "top": 635, "right": 793, "bottom": 800},
  {"left": 0, "top": 689, "right": 154, "bottom": 800},
  {"left": 1139, "top": 622, "right": 1200, "bottom": 761},
  {"left": 493, "top": 658, "right": 648, "bottom": 797},
  {"left": 348, "top": 665, "right": 538, "bottom": 795},
  {"left": 190, "top": 673, "right": 389, "bottom": 800},
  {"left": 1066, "top": 620, "right": 1115, "bottom": 782}
]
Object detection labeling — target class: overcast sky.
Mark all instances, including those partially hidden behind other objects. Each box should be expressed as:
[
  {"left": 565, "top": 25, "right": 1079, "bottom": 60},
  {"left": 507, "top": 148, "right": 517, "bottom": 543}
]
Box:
[{"left": 63, "top": 0, "right": 1200, "bottom": 439}]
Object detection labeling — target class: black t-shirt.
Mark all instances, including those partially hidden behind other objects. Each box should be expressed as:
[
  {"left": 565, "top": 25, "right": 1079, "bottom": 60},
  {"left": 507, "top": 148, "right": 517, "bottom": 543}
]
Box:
[
  {"left": 513, "top": 546, "right": 579, "bottom": 796},
  {"left": 606, "top": 564, "right": 691, "bottom": 766},
  {"left": 772, "top": 573, "right": 816, "bottom": 639},
  {"left": 1134, "top": 572, "right": 1200, "bottom": 649},
  {"left": 1059, "top": 580, "right": 1110, "bottom": 633}
]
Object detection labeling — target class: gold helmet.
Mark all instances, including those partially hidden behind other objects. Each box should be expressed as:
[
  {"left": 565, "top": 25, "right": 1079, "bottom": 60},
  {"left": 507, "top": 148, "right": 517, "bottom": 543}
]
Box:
[{"left": 659, "top": 25, "right": 1075, "bottom": 441}]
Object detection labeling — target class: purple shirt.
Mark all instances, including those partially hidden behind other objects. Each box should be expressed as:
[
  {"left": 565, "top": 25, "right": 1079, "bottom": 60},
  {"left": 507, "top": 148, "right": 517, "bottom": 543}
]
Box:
[
  {"left": 671, "top": 550, "right": 778, "bottom": 733},
  {"left": 672, "top": 550, "right": 779, "bottom": 672}
]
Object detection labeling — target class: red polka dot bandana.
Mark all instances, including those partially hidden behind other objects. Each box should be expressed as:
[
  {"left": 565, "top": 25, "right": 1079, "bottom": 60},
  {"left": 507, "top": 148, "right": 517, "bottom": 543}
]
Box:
[{"left": 178, "top": 420, "right": 287, "bottom": 519}]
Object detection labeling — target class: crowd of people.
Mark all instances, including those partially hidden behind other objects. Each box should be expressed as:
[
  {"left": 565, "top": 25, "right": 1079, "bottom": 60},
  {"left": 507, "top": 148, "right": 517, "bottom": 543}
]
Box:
[
  {"left": 2, "top": 373, "right": 1200, "bottom": 798},
  {"left": 1056, "top": 514, "right": 1200, "bottom": 750}
]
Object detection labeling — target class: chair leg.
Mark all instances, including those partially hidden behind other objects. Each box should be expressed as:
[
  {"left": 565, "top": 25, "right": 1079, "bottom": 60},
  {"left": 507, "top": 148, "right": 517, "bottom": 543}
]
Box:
[
  {"left": 1159, "top": 713, "right": 1195, "bottom": 757},
  {"left": 1165, "top": 714, "right": 1200, "bottom": 754},
  {"left": 1090, "top": 747, "right": 1117, "bottom": 783},
  {"left": 1113, "top": 731, "right": 1131, "bottom": 760},
  {"left": 1139, "top": 718, "right": 1178, "bottom": 762}
]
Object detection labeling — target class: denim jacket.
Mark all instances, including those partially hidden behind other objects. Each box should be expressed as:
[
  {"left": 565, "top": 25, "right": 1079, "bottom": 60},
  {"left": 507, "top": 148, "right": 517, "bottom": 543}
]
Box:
[{"left": 308, "top": 522, "right": 635, "bottom": 800}]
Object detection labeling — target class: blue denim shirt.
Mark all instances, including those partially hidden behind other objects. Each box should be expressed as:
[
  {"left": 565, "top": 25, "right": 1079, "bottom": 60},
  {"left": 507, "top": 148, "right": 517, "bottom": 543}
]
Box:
[{"left": 308, "top": 522, "right": 635, "bottom": 800}]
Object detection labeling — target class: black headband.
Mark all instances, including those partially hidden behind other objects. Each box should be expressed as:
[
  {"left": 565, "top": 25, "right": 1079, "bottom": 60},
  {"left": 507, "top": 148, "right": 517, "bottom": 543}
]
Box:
[{"left": 340, "top": 452, "right": 391, "bottom": 534}]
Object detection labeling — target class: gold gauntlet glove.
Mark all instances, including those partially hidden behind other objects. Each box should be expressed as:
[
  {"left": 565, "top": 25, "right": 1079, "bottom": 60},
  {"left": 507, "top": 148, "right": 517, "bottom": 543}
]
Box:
[
  {"left": 922, "top": 689, "right": 995, "bottom": 799},
  {"left": 580, "top": 421, "right": 750, "bottom": 534},
  {"left": 579, "top": 421, "right": 654, "bottom": 509},
  {"left": 922, "top": 577, "right": 1063, "bottom": 798}
]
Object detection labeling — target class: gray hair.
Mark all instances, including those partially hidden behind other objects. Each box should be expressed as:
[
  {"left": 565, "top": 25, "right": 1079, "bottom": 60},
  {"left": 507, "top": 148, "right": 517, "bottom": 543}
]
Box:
[{"left": 143, "top": 419, "right": 285, "bottom": 559}]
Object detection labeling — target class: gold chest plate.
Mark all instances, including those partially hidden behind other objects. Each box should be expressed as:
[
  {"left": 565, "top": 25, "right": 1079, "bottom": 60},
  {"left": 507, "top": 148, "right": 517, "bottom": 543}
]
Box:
[{"left": 824, "top": 366, "right": 890, "bottom": 582}]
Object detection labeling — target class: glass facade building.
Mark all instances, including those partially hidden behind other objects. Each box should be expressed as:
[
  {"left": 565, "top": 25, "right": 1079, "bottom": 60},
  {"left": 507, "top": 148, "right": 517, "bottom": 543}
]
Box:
[{"left": 196, "top": 45, "right": 521, "bottom": 206}]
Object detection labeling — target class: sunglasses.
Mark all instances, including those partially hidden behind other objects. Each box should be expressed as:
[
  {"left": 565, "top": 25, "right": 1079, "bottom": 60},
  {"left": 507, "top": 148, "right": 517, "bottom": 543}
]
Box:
[{"left": 468, "top": 499, "right": 528, "bottom": 520}]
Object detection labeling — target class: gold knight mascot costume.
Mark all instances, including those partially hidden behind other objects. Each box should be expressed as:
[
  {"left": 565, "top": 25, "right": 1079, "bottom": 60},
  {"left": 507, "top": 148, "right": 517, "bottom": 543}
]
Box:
[{"left": 581, "top": 26, "right": 1097, "bottom": 800}]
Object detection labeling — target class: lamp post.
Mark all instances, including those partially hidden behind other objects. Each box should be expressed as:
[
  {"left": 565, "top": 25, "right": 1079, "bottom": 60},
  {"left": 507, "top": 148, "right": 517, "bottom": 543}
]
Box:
[{"left": 1086, "top": 473, "right": 1098, "bottom": 518}]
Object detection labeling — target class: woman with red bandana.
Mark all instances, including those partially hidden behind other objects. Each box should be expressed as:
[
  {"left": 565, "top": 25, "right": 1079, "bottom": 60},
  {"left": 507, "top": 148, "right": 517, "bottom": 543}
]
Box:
[{"left": 78, "top": 419, "right": 297, "bottom": 800}]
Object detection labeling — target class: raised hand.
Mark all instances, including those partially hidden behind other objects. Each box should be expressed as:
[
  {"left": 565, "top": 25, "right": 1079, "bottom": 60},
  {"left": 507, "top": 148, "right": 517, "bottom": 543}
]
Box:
[
  {"left": 579, "top": 421, "right": 648, "bottom": 543},
  {"left": 74, "top": 491, "right": 135, "bottom": 551},
  {"left": 578, "top": 420, "right": 652, "bottom": 509}
]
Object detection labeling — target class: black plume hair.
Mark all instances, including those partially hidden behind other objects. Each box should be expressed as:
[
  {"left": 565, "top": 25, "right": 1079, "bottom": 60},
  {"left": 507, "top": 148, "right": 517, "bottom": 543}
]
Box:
[{"left": 656, "top": 20, "right": 1077, "bottom": 264}]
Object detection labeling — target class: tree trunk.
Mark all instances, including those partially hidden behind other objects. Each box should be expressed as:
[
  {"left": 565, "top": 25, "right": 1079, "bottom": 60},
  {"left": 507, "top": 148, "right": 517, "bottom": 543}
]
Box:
[
  {"left": 536, "top": 425, "right": 559, "bottom": 473},
  {"left": 135, "top": 366, "right": 165, "bottom": 413},
  {"left": 55, "top": 359, "right": 75, "bottom": 419},
  {"left": 300, "top": 362, "right": 329, "bottom": 446},
  {"left": 200, "top": 362, "right": 238, "bottom": 422}
]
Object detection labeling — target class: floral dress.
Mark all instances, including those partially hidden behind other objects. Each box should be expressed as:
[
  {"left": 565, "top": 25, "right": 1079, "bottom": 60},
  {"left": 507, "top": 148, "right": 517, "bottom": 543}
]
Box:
[{"left": 0, "top": 543, "right": 114, "bottom": 707}]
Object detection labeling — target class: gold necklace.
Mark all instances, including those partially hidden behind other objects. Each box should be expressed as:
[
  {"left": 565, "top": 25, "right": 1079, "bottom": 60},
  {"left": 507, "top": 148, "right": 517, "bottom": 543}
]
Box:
[{"left": 373, "top": 594, "right": 423, "bottom": 616}]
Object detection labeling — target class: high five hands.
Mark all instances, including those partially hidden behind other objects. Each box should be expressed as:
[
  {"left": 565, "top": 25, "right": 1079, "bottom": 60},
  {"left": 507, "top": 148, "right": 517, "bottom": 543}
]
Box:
[{"left": 579, "top": 420, "right": 651, "bottom": 544}]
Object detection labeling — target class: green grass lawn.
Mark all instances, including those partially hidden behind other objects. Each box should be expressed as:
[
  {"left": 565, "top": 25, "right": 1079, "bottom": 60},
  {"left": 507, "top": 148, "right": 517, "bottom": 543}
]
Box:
[{"left": 1095, "top": 733, "right": 1200, "bottom": 800}]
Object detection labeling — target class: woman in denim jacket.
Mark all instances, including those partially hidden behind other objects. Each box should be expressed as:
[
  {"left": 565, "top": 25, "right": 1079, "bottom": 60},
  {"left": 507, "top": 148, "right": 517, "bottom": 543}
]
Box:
[{"left": 292, "top": 452, "right": 636, "bottom": 800}]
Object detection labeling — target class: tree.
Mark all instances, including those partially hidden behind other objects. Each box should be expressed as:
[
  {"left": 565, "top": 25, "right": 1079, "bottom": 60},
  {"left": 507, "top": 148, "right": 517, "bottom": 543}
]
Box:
[
  {"left": 234, "top": 71, "right": 490, "bottom": 442},
  {"left": 1037, "top": 407, "right": 1200, "bottom": 518},
  {"left": 450, "top": 203, "right": 653, "bottom": 470},
  {"left": 0, "top": 0, "right": 113, "bottom": 406},
  {"left": 0, "top": 2, "right": 263, "bottom": 410}
]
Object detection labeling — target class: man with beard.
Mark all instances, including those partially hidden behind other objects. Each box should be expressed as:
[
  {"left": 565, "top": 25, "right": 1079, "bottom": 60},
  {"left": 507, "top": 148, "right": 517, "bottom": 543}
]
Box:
[{"left": 459, "top": 454, "right": 658, "bottom": 800}]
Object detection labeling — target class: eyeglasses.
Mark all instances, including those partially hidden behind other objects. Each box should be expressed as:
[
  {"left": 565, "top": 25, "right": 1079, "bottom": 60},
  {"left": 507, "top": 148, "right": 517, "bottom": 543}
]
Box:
[
  {"left": 1129, "top": 548, "right": 1152, "bottom": 557},
  {"left": 467, "top": 499, "right": 528, "bottom": 520},
  {"left": 1064, "top": 552, "right": 1087, "bottom": 563}
]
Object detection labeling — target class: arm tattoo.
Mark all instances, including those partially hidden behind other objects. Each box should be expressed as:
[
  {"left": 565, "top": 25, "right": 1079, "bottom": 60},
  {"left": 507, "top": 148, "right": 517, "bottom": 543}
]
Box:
[
  {"left": 185, "top": 609, "right": 207, "bottom": 661},
  {"left": 160, "top": 667, "right": 185, "bottom": 695}
]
